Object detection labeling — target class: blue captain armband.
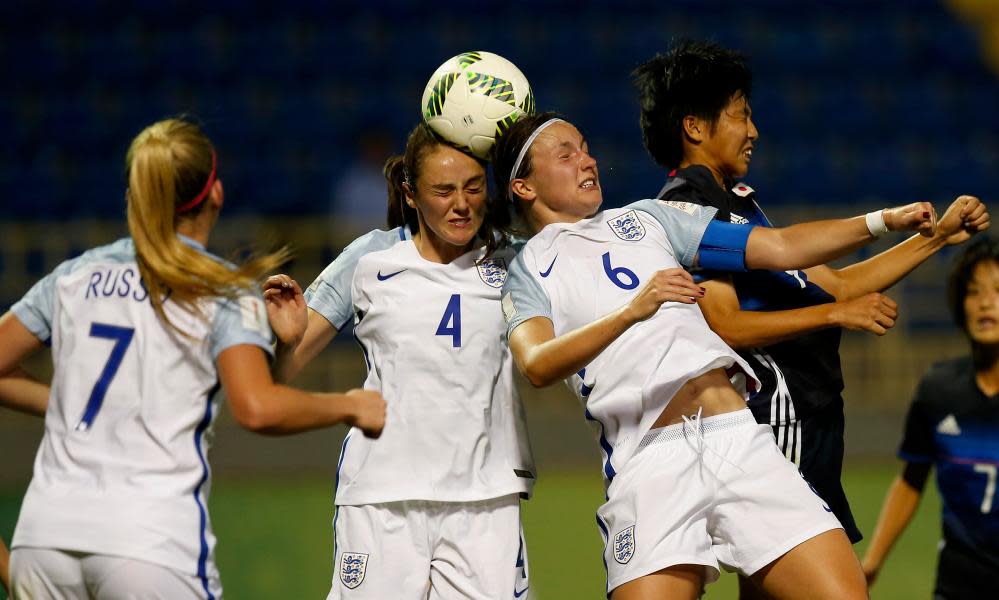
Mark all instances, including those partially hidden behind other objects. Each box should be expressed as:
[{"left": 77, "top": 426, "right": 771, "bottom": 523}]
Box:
[{"left": 696, "top": 221, "right": 753, "bottom": 272}]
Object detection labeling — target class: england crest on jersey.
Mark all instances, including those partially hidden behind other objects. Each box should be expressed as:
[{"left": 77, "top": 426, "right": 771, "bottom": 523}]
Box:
[
  {"left": 339, "top": 552, "right": 368, "bottom": 589},
  {"left": 476, "top": 257, "right": 508, "bottom": 288},
  {"left": 613, "top": 525, "right": 636, "bottom": 564},
  {"left": 608, "top": 210, "right": 645, "bottom": 241}
]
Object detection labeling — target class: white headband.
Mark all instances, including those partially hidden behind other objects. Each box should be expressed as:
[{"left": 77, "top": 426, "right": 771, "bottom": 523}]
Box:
[{"left": 508, "top": 118, "right": 565, "bottom": 187}]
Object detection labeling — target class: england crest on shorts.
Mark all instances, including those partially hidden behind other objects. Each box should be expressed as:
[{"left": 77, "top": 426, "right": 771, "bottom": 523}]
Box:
[
  {"left": 608, "top": 210, "right": 645, "bottom": 241},
  {"left": 613, "top": 525, "right": 636, "bottom": 564},
  {"left": 476, "top": 257, "right": 508, "bottom": 288},
  {"left": 339, "top": 552, "right": 368, "bottom": 589}
]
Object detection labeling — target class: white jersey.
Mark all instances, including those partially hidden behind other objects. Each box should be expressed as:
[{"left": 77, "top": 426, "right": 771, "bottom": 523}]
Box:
[
  {"left": 307, "top": 231, "right": 535, "bottom": 505},
  {"left": 502, "top": 199, "right": 759, "bottom": 487},
  {"left": 306, "top": 227, "right": 412, "bottom": 331},
  {"left": 10, "top": 237, "right": 272, "bottom": 591}
]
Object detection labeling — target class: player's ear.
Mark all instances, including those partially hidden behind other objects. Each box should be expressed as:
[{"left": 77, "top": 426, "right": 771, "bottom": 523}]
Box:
[
  {"left": 682, "top": 115, "right": 705, "bottom": 142},
  {"left": 402, "top": 181, "right": 417, "bottom": 209},
  {"left": 209, "top": 179, "right": 224, "bottom": 210},
  {"left": 510, "top": 178, "right": 536, "bottom": 202}
]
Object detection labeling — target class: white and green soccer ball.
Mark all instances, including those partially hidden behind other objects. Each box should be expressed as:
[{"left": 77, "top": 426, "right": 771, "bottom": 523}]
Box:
[{"left": 422, "top": 51, "right": 535, "bottom": 160}]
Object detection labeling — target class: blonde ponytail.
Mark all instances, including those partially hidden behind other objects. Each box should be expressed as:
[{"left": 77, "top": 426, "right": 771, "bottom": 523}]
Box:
[{"left": 125, "top": 118, "right": 289, "bottom": 332}]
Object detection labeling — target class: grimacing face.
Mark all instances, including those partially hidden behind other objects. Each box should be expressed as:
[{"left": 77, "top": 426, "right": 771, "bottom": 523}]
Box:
[
  {"left": 699, "top": 91, "right": 758, "bottom": 181},
  {"left": 407, "top": 145, "right": 488, "bottom": 250},
  {"left": 964, "top": 260, "right": 999, "bottom": 346},
  {"left": 520, "top": 121, "right": 602, "bottom": 222}
]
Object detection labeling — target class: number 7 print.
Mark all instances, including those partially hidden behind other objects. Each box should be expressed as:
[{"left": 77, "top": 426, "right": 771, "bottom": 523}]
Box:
[{"left": 76, "top": 322, "right": 135, "bottom": 432}]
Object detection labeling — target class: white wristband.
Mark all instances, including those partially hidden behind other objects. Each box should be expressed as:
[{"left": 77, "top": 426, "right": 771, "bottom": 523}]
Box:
[{"left": 865, "top": 209, "right": 889, "bottom": 237}]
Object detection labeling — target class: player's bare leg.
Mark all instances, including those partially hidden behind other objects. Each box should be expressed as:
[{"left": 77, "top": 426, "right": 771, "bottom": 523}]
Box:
[
  {"left": 737, "top": 573, "right": 771, "bottom": 599},
  {"left": 750, "top": 529, "right": 867, "bottom": 600},
  {"left": 611, "top": 564, "right": 705, "bottom": 600}
]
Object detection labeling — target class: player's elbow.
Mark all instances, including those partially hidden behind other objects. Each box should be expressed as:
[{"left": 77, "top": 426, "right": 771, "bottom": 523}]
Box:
[
  {"left": 228, "top": 391, "right": 281, "bottom": 434},
  {"left": 714, "top": 330, "right": 753, "bottom": 350},
  {"left": 518, "top": 359, "right": 559, "bottom": 388}
]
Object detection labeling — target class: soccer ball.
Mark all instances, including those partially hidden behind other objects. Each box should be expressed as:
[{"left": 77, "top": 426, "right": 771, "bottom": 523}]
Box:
[{"left": 422, "top": 51, "right": 535, "bottom": 160}]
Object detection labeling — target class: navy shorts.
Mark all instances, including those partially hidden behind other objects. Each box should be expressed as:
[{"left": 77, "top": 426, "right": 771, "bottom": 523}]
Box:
[
  {"left": 934, "top": 539, "right": 999, "bottom": 599},
  {"left": 747, "top": 398, "right": 862, "bottom": 543}
]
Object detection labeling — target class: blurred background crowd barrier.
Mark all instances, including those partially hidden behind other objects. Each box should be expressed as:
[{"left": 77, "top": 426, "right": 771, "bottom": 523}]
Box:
[{"left": 3, "top": 0, "right": 999, "bottom": 481}]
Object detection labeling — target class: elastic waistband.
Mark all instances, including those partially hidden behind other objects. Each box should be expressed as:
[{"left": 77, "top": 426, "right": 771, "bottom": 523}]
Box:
[{"left": 638, "top": 408, "right": 756, "bottom": 449}]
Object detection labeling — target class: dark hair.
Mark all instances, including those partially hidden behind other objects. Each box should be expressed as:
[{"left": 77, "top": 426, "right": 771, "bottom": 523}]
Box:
[
  {"left": 384, "top": 123, "right": 443, "bottom": 233},
  {"left": 948, "top": 236, "right": 999, "bottom": 336},
  {"left": 633, "top": 39, "right": 752, "bottom": 170},
  {"left": 385, "top": 122, "right": 508, "bottom": 253},
  {"left": 490, "top": 111, "right": 562, "bottom": 213}
]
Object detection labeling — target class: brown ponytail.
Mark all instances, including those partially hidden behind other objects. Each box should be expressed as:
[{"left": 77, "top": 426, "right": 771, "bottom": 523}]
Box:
[{"left": 125, "top": 118, "right": 290, "bottom": 332}]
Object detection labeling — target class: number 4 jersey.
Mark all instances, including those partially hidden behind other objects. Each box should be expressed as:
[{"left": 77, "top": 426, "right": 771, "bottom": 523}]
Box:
[
  {"left": 10, "top": 237, "right": 273, "bottom": 582},
  {"left": 307, "top": 231, "right": 535, "bottom": 506},
  {"left": 502, "top": 199, "right": 759, "bottom": 487}
]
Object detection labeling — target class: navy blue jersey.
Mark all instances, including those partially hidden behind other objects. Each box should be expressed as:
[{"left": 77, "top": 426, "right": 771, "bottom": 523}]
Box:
[
  {"left": 658, "top": 165, "right": 843, "bottom": 422},
  {"left": 900, "top": 356, "right": 999, "bottom": 570}
]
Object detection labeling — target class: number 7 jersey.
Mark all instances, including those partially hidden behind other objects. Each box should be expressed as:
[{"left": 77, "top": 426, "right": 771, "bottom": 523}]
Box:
[
  {"left": 333, "top": 239, "right": 535, "bottom": 505},
  {"left": 9, "top": 237, "right": 273, "bottom": 583}
]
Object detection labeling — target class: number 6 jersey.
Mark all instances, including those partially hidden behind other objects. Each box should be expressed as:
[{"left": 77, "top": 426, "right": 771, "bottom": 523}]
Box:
[
  {"left": 10, "top": 237, "right": 273, "bottom": 585},
  {"left": 502, "top": 199, "right": 759, "bottom": 488}
]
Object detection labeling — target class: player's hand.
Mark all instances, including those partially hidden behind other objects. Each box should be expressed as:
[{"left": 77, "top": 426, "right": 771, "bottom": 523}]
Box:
[
  {"left": 883, "top": 201, "right": 936, "bottom": 237},
  {"left": 346, "top": 389, "right": 386, "bottom": 439},
  {"left": 861, "top": 560, "right": 881, "bottom": 588},
  {"left": 936, "top": 195, "right": 990, "bottom": 245},
  {"left": 623, "top": 268, "right": 704, "bottom": 323},
  {"left": 263, "top": 274, "right": 307, "bottom": 348},
  {"left": 828, "top": 293, "right": 898, "bottom": 335}
]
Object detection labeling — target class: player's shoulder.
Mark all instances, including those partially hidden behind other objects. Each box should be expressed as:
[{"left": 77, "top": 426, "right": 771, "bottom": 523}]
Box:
[
  {"left": 314, "top": 227, "right": 407, "bottom": 283},
  {"left": 917, "top": 356, "right": 974, "bottom": 402},
  {"left": 52, "top": 237, "right": 136, "bottom": 277},
  {"left": 924, "top": 356, "right": 971, "bottom": 382},
  {"left": 343, "top": 226, "right": 409, "bottom": 257}
]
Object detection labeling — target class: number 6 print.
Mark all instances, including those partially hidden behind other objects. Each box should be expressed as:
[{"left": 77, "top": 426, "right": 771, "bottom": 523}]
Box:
[
  {"left": 77, "top": 322, "right": 135, "bottom": 432},
  {"left": 602, "top": 252, "right": 640, "bottom": 290}
]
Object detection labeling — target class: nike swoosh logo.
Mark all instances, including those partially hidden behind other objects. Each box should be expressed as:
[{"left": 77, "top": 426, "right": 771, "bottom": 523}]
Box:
[
  {"left": 376, "top": 269, "right": 407, "bottom": 281},
  {"left": 514, "top": 585, "right": 529, "bottom": 598},
  {"left": 539, "top": 255, "right": 557, "bottom": 278}
]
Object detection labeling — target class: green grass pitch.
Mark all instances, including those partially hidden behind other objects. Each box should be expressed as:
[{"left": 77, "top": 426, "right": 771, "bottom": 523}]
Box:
[{"left": 0, "top": 461, "right": 942, "bottom": 599}]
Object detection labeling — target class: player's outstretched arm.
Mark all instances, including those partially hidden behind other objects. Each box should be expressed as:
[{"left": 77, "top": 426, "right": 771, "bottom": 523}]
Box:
[
  {"left": 698, "top": 275, "right": 899, "bottom": 349},
  {"left": 509, "top": 268, "right": 703, "bottom": 387},
  {"left": 861, "top": 465, "right": 929, "bottom": 588},
  {"left": 744, "top": 202, "right": 936, "bottom": 271},
  {"left": 0, "top": 313, "right": 48, "bottom": 417},
  {"left": 808, "top": 195, "right": 990, "bottom": 300},
  {"left": 263, "top": 274, "right": 339, "bottom": 383},
  {"left": 217, "top": 344, "right": 384, "bottom": 437}
]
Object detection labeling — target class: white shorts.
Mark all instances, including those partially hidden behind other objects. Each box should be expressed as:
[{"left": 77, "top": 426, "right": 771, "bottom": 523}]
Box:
[
  {"left": 596, "top": 409, "right": 842, "bottom": 594},
  {"left": 327, "top": 494, "right": 528, "bottom": 600},
  {"left": 9, "top": 547, "right": 221, "bottom": 599}
]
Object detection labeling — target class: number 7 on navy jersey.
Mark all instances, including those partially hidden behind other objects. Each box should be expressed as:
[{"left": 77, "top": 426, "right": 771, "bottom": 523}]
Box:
[{"left": 76, "top": 322, "right": 135, "bottom": 432}]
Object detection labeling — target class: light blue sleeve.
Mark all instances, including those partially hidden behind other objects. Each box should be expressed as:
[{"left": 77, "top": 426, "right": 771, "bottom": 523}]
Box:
[
  {"left": 10, "top": 253, "right": 92, "bottom": 343},
  {"left": 304, "top": 227, "right": 406, "bottom": 329},
  {"left": 501, "top": 249, "right": 553, "bottom": 339},
  {"left": 627, "top": 199, "right": 752, "bottom": 271},
  {"left": 210, "top": 292, "right": 274, "bottom": 360},
  {"left": 626, "top": 199, "right": 718, "bottom": 268}
]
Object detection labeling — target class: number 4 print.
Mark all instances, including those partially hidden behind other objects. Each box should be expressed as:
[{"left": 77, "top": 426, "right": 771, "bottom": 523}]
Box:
[
  {"left": 76, "top": 323, "right": 135, "bottom": 432},
  {"left": 436, "top": 294, "right": 462, "bottom": 348}
]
